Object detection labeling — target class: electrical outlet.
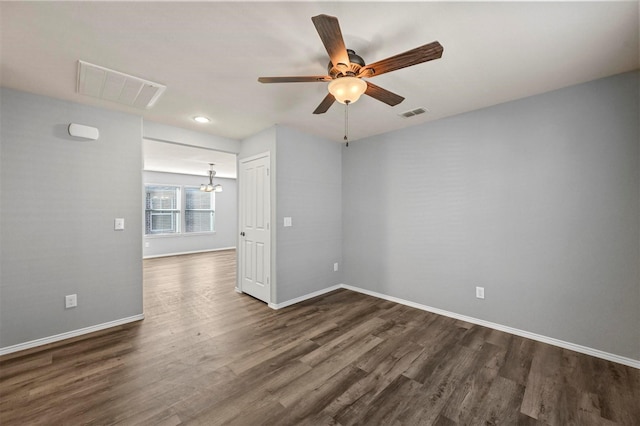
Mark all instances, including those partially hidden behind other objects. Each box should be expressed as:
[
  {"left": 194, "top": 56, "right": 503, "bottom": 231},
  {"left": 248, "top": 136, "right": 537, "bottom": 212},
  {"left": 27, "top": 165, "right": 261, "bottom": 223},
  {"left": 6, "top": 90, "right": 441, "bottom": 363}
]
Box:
[
  {"left": 65, "top": 294, "right": 78, "bottom": 309},
  {"left": 334, "top": 262, "right": 339, "bottom": 272},
  {"left": 476, "top": 287, "right": 485, "bottom": 299}
]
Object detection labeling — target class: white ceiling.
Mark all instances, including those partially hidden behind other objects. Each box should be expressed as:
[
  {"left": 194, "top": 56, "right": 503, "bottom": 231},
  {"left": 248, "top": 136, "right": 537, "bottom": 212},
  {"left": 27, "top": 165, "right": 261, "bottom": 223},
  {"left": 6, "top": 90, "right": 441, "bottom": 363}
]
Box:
[
  {"left": 143, "top": 139, "right": 238, "bottom": 178},
  {"left": 1, "top": 1, "right": 638, "bottom": 150}
]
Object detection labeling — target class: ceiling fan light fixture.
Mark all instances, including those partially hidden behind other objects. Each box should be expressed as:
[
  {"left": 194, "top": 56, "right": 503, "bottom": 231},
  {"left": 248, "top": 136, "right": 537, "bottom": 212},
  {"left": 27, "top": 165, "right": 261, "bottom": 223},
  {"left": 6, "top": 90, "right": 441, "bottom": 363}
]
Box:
[{"left": 328, "top": 76, "right": 367, "bottom": 104}]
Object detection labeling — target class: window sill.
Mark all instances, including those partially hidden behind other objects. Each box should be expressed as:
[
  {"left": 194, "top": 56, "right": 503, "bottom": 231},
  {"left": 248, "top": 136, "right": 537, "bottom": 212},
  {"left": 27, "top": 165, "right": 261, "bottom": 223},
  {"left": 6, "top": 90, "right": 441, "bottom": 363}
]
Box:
[{"left": 144, "top": 232, "right": 216, "bottom": 239}]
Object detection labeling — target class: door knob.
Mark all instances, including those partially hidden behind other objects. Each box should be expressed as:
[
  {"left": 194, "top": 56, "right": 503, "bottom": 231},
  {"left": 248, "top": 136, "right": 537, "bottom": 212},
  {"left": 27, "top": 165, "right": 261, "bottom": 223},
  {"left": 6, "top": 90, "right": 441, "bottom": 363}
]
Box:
[{"left": 240, "top": 232, "right": 245, "bottom": 237}]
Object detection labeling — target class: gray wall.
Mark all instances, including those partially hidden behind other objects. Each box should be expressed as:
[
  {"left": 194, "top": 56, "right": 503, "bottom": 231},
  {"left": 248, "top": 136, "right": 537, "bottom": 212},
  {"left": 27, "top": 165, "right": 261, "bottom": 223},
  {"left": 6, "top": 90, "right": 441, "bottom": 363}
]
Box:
[
  {"left": 1, "top": 88, "right": 143, "bottom": 349},
  {"left": 143, "top": 171, "right": 237, "bottom": 258},
  {"left": 343, "top": 72, "right": 639, "bottom": 360},
  {"left": 240, "top": 126, "right": 276, "bottom": 158},
  {"left": 238, "top": 125, "right": 343, "bottom": 304},
  {"left": 275, "top": 126, "right": 343, "bottom": 303},
  {"left": 143, "top": 122, "right": 240, "bottom": 258}
]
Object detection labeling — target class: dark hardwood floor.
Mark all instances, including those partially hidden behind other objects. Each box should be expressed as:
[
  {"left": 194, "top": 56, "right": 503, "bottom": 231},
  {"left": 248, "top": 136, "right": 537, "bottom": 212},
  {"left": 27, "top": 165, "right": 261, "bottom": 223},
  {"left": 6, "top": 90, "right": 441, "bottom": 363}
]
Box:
[{"left": 1, "top": 250, "right": 638, "bottom": 425}]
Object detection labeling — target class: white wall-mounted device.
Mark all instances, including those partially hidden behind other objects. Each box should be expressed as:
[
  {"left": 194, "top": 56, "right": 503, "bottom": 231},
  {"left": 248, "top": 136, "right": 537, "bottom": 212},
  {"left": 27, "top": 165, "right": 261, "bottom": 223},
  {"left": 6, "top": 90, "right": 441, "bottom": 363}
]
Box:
[{"left": 68, "top": 123, "right": 99, "bottom": 140}]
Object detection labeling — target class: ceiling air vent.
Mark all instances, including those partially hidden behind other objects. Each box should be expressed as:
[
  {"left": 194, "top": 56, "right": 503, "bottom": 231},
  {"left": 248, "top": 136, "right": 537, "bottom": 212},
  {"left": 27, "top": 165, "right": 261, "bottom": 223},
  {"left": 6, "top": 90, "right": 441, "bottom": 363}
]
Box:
[
  {"left": 77, "top": 60, "right": 166, "bottom": 109},
  {"left": 399, "top": 107, "right": 428, "bottom": 118}
]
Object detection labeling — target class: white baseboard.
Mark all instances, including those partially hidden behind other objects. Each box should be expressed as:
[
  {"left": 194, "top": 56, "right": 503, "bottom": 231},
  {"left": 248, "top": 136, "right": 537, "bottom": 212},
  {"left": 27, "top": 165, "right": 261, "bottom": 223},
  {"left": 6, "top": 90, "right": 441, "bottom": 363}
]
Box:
[
  {"left": 272, "top": 283, "right": 639, "bottom": 369},
  {"left": 143, "top": 247, "right": 236, "bottom": 259},
  {"left": 6, "top": 285, "right": 638, "bottom": 369},
  {"left": 340, "top": 284, "right": 639, "bottom": 370},
  {"left": 0, "top": 314, "right": 145, "bottom": 356},
  {"left": 268, "top": 285, "right": 342, "bottom": 310}
]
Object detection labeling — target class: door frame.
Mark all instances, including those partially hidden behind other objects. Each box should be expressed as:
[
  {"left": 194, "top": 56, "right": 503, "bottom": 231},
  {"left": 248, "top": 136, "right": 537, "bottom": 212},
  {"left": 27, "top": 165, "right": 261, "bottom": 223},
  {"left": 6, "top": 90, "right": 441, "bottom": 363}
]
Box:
[{"left": 236, "top": 151, "right": 274, "bottom": 304}]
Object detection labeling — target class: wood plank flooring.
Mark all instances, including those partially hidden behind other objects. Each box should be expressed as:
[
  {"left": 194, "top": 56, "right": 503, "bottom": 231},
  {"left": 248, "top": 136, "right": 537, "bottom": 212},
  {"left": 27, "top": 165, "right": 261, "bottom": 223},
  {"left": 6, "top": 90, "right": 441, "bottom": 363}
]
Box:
[{"left": 1, "top": 250, "right": 638, "bottom": 425}]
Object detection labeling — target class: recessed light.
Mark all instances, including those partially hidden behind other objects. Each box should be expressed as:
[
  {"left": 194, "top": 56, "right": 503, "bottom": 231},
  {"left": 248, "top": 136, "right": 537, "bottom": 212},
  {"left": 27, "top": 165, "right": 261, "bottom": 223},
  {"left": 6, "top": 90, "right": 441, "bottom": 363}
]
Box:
[{"left": 193, "top": 116, "right": 211, "bottom": 123}]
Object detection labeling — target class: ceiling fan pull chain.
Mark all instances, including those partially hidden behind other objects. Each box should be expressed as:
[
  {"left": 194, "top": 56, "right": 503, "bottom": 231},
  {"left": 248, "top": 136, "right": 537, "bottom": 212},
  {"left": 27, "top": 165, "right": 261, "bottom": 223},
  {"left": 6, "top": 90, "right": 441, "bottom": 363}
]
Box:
[{"left": 344, "top": 101, "right": 349, "bottom": 147}]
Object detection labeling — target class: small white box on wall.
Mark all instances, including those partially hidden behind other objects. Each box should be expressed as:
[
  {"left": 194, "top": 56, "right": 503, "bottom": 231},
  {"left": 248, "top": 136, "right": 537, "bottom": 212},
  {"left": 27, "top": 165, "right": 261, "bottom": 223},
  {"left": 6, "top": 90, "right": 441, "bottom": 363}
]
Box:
[{"left": 68, "top": 123, "right": 99, "bottom": 140}]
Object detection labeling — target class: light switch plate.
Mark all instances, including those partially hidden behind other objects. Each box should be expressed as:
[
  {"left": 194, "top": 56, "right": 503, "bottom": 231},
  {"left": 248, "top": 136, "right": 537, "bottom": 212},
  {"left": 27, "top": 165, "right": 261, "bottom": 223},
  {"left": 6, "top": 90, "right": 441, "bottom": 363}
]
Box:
[
  {"left": 114, "top": 218, "right": 125, "bottom": 230},
  {"left": 284, "top": 217, "right": 292, "bottom": 227}
]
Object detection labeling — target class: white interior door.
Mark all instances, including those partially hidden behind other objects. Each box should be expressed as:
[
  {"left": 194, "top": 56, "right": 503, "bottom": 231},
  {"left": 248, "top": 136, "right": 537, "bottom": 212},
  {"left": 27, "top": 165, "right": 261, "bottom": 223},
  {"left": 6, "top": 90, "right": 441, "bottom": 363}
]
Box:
[{"left": 238, "top": 153, "right": 271, "bottom": 303}]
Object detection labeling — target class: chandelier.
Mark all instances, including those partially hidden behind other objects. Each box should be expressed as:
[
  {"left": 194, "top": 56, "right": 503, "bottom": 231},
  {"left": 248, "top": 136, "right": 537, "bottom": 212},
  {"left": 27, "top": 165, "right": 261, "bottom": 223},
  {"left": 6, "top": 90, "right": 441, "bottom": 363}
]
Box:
[{"left": 200, "top": 163, "right": 222, "bottom": 192}]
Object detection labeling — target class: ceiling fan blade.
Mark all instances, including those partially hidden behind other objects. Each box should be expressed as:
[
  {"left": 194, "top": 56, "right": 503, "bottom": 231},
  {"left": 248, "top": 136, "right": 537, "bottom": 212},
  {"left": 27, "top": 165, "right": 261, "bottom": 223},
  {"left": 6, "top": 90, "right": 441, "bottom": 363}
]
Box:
[
  {"left": 364, "top": 82, "right": 405, "bottom": 106},
  {"left": 313, "top": 93, "right": 336, "bottom": 114},
  {"left": 311, "top": 14, "right": 350, "bottom": 71},
  {"left": 258, "top": 76, "right": 331, "bottom": 83},
  {"left": 358, "top": 41, "right": 444, "bottom": 78}
]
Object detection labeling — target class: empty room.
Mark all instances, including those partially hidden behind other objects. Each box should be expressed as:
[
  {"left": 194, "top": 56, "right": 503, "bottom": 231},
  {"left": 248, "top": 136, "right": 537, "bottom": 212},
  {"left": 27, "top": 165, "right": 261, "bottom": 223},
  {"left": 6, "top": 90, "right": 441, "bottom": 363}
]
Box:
[{"left": 0, "top": 1, "right": 638, "bottom": 425}]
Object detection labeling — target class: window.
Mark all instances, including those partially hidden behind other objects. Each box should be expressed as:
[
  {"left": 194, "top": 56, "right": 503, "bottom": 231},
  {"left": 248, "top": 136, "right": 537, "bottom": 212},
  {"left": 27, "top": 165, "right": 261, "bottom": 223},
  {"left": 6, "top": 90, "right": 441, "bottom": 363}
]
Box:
[
  {"left": 185, "top": 187, "right": 215, "bottom": 233},
  {"left": 144, "top": 184, "right": 216, "bottom": 236},
  {"left": 145, "top": 185, "right": 180, "bottom": 235}
]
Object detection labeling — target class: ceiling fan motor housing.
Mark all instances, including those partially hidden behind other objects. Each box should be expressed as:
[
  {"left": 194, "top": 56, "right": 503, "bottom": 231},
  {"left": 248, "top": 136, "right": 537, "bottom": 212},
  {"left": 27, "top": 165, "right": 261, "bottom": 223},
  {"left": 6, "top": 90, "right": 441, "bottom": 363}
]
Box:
[
  {"left": 258, "top": 14, "right": 443, "bottom": 114},
  {"left": 328, "top": 49, "right": 365, "bottom": 77}
]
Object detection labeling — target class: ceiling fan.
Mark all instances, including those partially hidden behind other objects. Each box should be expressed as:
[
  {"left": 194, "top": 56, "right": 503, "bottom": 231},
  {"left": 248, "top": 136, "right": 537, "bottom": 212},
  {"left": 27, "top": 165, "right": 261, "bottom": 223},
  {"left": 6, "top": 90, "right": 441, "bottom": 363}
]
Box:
[{"left": 258, "top": 14, "right": 444, "bottom": 114}]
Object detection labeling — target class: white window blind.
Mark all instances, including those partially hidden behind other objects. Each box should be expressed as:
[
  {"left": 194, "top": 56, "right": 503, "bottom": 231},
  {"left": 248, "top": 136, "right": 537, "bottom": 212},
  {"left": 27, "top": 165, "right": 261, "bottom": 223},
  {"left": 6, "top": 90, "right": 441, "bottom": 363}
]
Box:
[
  {"left": 185, "top": 187, "right": 215, "bottom": 233},
  {"left": 145, "top": 185, "right": 181, "bottom": 235}
]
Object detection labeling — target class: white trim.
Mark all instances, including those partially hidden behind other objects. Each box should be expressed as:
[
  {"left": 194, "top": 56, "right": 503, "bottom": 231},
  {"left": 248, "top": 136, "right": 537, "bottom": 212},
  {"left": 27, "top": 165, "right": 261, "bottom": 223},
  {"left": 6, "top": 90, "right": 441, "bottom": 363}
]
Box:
[
  {"left": 340, "top": 284, "right": 640, "bottom": 369},
  {"left": 268, "top": 283, "right": 639, "bottom": 369},
  {"left": 143, "top": 246, "right": 236, "bottom": 259},
  {"left": 268, "top": 285, "right": 342, "bottom": 310},
  {"left": 144, "top": 231, "right": 218, "bottom": 240},
  {"left": 0, "top": 314, "right": 145, "bottom": 356},
  {"left": 239, "top": 151, "right": 270, "bottom": 164}
]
